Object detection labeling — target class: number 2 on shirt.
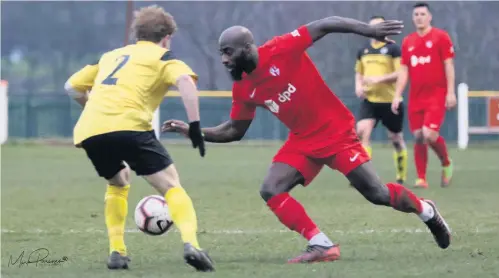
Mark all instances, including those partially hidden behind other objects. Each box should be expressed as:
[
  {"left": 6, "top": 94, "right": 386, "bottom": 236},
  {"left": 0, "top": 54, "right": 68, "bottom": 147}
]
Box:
[{"left": 102, "top": 55, "right": 130, "bottom": 85}]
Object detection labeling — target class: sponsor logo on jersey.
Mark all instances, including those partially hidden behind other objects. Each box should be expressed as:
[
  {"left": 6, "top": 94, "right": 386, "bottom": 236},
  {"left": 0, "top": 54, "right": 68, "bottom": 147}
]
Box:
[
  {"left": 278, "top": 83, "right": 297, "bottom": 103},
  {"left": 264, "top": 99, "right": 279, "bottom": 113},
  {"left": 411, "top": 55, "right": 431, "bottom": 67}
]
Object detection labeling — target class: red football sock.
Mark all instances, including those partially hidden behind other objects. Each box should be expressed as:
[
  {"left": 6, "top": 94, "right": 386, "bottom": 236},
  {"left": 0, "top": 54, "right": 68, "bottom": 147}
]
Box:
[
  {"left": 429, "top": 136, "right": 451, "bottom": 166},
  {"left": 414, "top": 143, "right": 428, "bottom": 180},
  {"left": 267, "top": 193, "right": 320, "bottom": 240},
  {"left": 386, "top": 183, "right": 423, "bottom": 214}
]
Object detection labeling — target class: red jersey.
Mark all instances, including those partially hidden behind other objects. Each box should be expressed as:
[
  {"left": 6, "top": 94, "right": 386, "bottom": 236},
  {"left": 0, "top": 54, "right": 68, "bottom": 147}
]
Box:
[
  {"left": 229, "top": 25, "right": 357, "bottom": 158},
  {"left": 401, "top": 27, "right": 454, "bottom": 107}
]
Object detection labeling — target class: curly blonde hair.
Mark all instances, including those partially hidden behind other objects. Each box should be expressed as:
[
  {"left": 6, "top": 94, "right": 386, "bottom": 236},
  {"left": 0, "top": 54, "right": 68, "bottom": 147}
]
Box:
[{"left": 131, "top": 5, "right": 177, "bottom": 42}]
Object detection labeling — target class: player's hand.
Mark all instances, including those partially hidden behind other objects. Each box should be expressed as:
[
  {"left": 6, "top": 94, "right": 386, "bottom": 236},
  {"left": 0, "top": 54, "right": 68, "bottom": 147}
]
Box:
[
  {"left": 445, "top": 92, "right": 457, "bottom": 110},
  {"left": 161, "top": 119, "right": 189, "bottom": 137},
  {"left": 391, "top": 96, "right": 403, "bottom": 114},
  {"left": 368, "top": 20, "right": 404, "bottom": 43},
  {"left": 363, "top": 77, "right": 381, "bottom": 86},
  {"left": 355, "top": 87, "right": 365, "bottom": 99},
  {"left": 187, "top": 121, "right": 206, "bottom": 157}
]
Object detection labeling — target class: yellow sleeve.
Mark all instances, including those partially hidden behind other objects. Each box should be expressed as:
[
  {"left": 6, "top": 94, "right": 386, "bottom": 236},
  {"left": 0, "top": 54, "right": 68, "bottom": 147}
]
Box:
[
  {"left": 355, "top": 49, "right": 363, "bottom": 74},
  {"left": 160, "top": 52, "right": 198, "bottom": 87},
  {"left": 355, "top": 60, "right": 363, "bottom": 74},
  {"left": 392, "top": 57, "right": 401, "bottom": 72},
  {"left": 67, "top": 64, "right": 99, "bottom": 93}
]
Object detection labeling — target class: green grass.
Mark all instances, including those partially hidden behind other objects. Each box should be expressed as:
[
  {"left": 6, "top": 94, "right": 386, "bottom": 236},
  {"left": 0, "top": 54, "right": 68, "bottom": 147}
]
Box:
[{"left": 1, "top": 142, "right": 498, "bottom": 278}]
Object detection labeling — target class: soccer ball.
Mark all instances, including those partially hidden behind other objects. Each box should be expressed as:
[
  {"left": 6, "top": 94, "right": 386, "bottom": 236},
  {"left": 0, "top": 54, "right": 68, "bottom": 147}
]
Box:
[{"left": 134, "top": 195, "right": 174, "bottom": 236}]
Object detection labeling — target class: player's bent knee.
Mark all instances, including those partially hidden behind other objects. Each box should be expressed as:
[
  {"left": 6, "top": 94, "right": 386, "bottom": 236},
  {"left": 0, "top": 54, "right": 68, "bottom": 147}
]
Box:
[
  {"left": 422, "top": 127, "right": 439, "bottom": 143},
  {"left": 389, "top": 132, "right": 405, "bottom": 149},
  {"left": 108, "top": 166, "right": 131, "bottom": 187},
  {"left": 356, "top": 120, "right": 373, "bottom": 140},
  {"left": 259, "top": 182, "right": 286, "bottom": 202},
  {"left": 143, "top": 164, "right": 181, "bottom": 195},
  {"left": 413, "top": 130, "right": 424, "bottom": 144}
]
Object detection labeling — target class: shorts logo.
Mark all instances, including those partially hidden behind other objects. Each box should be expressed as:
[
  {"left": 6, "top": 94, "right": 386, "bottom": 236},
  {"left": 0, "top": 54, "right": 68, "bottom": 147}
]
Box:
[
  {"left": 264, "top": 99, "right": 280, "bottom": 114},
  {"left": 411, "top": 55, "right": 431, "bottom": 67},
  {"left": 349, "top": 153, "right": 360, "bottom": 162},
  {"left": 429, "top": 123, "right": 438, "bottom": 129},
  {"left": 291, "top": 29, "right": 300, "bottom": 37},
  {"left": 278, "top": 83, "right": 297, "bottom": 103},
  {"left": 380, "top": 47, "right": 388, "bottom": 54}
]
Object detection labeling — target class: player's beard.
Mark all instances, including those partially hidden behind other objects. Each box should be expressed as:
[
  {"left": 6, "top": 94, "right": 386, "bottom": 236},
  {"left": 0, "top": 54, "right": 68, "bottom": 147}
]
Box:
[
  {"left": 229, "top": 67, "right": 244, "bottom": 81},
  {"left": 228, "top": 52, "right": 255, "bottom": 81}
]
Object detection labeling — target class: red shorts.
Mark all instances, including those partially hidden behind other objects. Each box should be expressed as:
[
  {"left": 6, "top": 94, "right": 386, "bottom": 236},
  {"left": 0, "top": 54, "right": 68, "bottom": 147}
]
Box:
[
  {"left": 408, "top": 106, "right": 446, "bottom": 132},
  {"left": 272, "top": 142, "right": 370, "bottom": 186}
]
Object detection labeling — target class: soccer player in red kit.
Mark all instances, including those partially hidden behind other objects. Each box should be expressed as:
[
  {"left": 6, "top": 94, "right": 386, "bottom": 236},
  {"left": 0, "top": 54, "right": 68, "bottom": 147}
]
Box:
[
  {"left": 392, "top": 2, "right": 456, "bottom": 188},
  {"left": 164, "top": 16, "right": 451, "bottom": 263}
]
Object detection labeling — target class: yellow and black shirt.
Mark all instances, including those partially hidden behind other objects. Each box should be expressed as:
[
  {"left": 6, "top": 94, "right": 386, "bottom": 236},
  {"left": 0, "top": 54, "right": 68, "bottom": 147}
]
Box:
[
  {"left": 355, "top": 41, "right": 401, "bottom": 103},
  {"left": 67, "top": 41, "right": 198, "bottom": 145}
]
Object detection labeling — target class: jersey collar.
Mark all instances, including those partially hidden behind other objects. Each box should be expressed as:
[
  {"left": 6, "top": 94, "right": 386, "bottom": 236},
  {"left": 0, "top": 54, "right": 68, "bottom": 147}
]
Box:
[{"left": 136, "top": 41, "right": 158, "bottom": 46}]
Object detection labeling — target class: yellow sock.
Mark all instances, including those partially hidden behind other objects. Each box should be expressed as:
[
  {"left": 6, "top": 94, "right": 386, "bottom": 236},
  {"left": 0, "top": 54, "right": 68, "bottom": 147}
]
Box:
[
  {"left": 393, "top": 149, "right": 408, "bottom": 181},
  {"left": 363, "top": 145, "right": 372, "bottom": 158},
  {"left": 104, "top": 184, "right": 130, "bottom": 256},
  {"left": 165, "top": 187, "right": 201, "bottom": 249}
]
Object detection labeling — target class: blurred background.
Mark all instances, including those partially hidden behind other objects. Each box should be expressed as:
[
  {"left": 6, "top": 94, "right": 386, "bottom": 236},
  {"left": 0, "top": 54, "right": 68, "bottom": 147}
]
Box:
[{"left": 1, "top": 1, "right": 499, "bottom": 142}]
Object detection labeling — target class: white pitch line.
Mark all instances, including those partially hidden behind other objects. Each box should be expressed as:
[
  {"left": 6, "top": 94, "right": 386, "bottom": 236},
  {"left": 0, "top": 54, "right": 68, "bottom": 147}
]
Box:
[{"left": 0, "top": 227, "right": 494, "bottom": 235}]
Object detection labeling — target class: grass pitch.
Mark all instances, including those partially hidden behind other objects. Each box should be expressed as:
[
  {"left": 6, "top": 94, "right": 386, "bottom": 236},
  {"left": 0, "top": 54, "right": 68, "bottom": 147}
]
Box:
[{"left": 1, "top": 142, "right": 498, "bottom": 278}]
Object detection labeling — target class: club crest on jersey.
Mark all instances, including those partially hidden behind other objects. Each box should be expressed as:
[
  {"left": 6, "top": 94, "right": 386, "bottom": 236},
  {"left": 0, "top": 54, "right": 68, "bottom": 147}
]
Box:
[
  {"left": 426, "top": 41, "right": 433, "bottom": 48},
  {"left": 264, "top": 99, "right": 280, "bottom": 113},
  {"left": 269, "top": 65, "right": 280, "bottom": 76}
]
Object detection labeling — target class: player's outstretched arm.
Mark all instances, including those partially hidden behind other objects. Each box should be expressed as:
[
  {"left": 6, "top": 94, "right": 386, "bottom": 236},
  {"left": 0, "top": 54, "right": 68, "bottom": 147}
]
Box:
[
  {"left": 64, "top": 63, "right": 99, "bottom": 107},
  {"left": 176, "top": 74, "right": 201, "bottom": 123},
  {"left": 162, "top": 119, "right": 252, "bottom": 143},
  {"left": 176, "top": 74, "right": 206, "bottom": 156},
  {"left": 391, "top": 65, "right": 408, "bottom": 114},
  {"left": 202, "top": 120, "right": 252, "bottom": 143},
  {"left": 306, "top": 16, "right": 403, "bottom": 43}
]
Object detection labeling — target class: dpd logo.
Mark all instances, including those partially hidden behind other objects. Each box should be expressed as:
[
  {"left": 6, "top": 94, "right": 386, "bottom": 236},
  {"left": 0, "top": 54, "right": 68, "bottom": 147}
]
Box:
[{"left": 278, "top": 83, "right": 297, "bottom": 103}]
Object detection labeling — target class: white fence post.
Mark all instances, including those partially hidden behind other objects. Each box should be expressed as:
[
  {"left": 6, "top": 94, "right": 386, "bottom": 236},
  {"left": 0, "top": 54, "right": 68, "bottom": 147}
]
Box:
[
  {"left": 457, "top": 83, "right": 469, "bottom": 150},
  {"left": 0, "top": 81, "right": 8, "bottom": 145},
  {"left": 153, "top": 108, "right": 160, "bottom": 139}
]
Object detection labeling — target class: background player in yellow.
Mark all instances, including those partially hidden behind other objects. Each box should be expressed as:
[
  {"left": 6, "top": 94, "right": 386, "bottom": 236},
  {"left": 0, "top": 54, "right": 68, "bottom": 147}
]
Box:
[
  {"left": 354, "top": 16, "right": 408, "bottom": 184},
  {"left": 64, "top": 5, "right": 214, "bottom": 272}
]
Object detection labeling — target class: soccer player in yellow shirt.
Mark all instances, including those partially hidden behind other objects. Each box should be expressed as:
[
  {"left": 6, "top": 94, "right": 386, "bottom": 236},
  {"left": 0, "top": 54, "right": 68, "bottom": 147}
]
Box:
[
  {"left": 64, "top": 5, "right": 214, "bottom": 272},
  {"left": 354, "top": 16, "right": 408, "bottom": 184}
]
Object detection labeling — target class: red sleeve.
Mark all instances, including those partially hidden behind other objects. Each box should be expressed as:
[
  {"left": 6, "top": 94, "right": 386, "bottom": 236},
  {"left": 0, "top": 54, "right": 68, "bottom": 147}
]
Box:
[
  {"left": 229, "top": 83, "right": 256, "bottom": 120},
  {"left": 439, "top": 31, "right": 455, "bottom": 61},
  {"left": 271, "top": 25, "right": 313, "bottom": 54},
  {"left": 400, "top": 37, "right": 410, "bottom": 66}
]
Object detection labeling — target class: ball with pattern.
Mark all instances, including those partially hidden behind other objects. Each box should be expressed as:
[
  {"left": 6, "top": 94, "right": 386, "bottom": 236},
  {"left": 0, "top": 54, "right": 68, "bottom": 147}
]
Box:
[{"left": 134, "top": 195, "right": 173, "bottom": 236}]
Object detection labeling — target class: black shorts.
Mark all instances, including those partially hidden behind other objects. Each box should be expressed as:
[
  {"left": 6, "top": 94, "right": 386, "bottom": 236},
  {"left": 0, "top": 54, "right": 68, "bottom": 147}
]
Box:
[
  {"left": 357, "top": 100, "right": 404, "bottom": 133},
  {"left": 81, "top": 130, "right": 172, "bottom": 179}
]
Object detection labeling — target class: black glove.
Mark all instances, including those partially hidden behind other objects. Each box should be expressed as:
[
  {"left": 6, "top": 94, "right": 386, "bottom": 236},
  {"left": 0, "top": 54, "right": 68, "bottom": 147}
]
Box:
[{"left": 188, "top": 121, "right": 206, "bottom": 157}]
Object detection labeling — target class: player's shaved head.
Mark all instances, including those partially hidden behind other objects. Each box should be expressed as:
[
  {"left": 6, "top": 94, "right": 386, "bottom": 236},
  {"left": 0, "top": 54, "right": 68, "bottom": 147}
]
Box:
[
  {"left": 219, "top": 26, "right": 258, "bottom": 81},
  {"left": 219, "top": 26, "right": 255, "bottom": 47}
]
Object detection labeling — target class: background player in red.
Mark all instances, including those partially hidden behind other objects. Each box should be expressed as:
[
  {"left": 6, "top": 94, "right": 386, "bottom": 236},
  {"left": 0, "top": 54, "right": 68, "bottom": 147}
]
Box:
[
  {"left": 164, "top": 16, "right": 451, "bottom": 263},
  {"left": 392, "top": 2, "right": 456, "bottom": 188}
]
